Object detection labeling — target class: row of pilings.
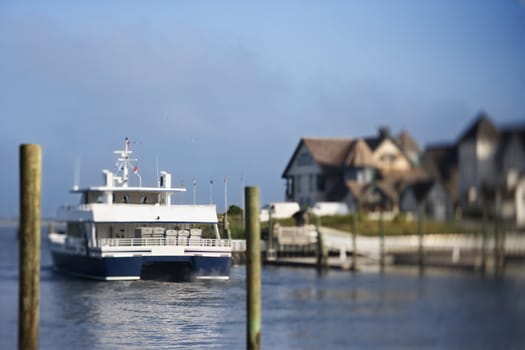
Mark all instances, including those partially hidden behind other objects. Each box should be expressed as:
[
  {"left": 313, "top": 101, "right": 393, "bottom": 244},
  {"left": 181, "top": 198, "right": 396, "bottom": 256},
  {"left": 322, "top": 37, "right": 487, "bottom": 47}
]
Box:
[{"left": 237, "top": 210, "right": 511, "bottom": 276}]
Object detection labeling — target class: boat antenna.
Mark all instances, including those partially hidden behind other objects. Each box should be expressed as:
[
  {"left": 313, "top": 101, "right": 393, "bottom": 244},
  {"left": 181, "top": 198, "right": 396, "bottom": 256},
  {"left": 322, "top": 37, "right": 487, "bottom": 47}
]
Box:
[
  {"left": 193, "top": 178, "right": 197, "bottom": 204},
  {"left": 73, "top": 156, "right": 81, "bottom": 190},
  {"left": 209, "top": 179, "right": 213, "bottom": 204},
  {"left": 114, "top": 137, "right": 142, "bottom": 187},
  {"left": 156, "top": 156, "right": 160, "bottom": 187}
]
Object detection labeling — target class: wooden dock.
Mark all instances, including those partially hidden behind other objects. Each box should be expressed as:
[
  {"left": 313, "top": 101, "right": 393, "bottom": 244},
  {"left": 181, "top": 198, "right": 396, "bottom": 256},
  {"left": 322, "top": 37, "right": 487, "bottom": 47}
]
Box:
[{"left": 231, "top": 225, "right": 525, "bottom": 273}]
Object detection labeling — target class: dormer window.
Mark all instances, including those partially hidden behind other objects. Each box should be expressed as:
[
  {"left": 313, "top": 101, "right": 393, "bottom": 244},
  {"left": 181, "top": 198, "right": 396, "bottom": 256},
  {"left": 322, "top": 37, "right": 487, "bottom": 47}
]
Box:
[
  {"left": 380, "top": 153, "right": 397, "bottom": 164},
  {"left": 379, "top": 153, "right": 397, "bottom": 170}
]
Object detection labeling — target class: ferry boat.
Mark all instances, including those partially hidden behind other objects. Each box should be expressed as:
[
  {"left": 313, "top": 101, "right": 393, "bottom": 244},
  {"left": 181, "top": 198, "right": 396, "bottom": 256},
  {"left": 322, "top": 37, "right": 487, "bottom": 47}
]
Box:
[{"left": 49, "top": 138, "right": 231, "bottom": 281}]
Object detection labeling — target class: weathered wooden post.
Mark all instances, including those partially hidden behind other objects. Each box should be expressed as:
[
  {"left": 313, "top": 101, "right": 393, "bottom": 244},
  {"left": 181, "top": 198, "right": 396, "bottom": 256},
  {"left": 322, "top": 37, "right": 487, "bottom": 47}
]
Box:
[
  {"left": 266, "top": 205, "right": 276, "bottom": 261},
  {"left": 500, "top": 220, "right": 506, "bottom": 272},
  {"left": 494, "top": 219, "right": 506, "bottom": 275},
  {"left": 494, "top": 220, "right": 500, "bottom": 274},
  {"left": 19, "top": 144, "right": 41, "bottom": 350},
  {"left": 379, "top": 210, "right": 385, "bottom": 272},
  {"left": 316, "top": 216, "right": 328, "bottom": 271},
  {"left": 351, "top": 213, "right": 357, "bottom": 271},
  {"left": 480, "top": 208, "right": 488, "bottom": 274},
  {"left": 245, "top": 187, "right": 261, "bottom": 350},
  {"left": 417, "top": 205, "right": 425, "bottom": 273}
]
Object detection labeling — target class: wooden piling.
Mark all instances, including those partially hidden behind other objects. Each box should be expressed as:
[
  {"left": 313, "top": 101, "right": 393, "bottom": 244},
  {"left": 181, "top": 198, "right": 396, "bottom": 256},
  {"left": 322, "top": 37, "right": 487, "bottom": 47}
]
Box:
[
  {"left": 417, "top": 206, "right": 425, "bottom": 273},
  {"left": 316, "top": 226, "right": 328, "bottom": 271},
  {"left": 499, "top": 220, "right": 506, "bottom": 272},
  {"left": 379, "top": 210, "right": 385, "bottom": 272},
  {"left": 315, "top": 216, "right": 328, "bottom": 271},
  {"left": 18, "top": 144, "right": 41, "bottom": 350},
  {"left": 494, "top": 219, "right": 506, "bottom": 274},
  {"left": 245, "top": 187, "right": 261, "bottom": 350},
  {"left": 351, "top": 213, "right": 357, "bottom": 271},
  {"left": 480, "top": 209, "right": 488, "bottom": 274},
  {"left": 266, "top": 207, "right": 276, "bottom": 261}
]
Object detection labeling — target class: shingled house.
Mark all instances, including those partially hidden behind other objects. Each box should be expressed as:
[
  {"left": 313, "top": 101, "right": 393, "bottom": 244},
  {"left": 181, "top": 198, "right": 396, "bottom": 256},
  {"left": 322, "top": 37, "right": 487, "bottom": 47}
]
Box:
[
  {"left": 282, "top": 113, "right": 525, "bottom": 226},
  {"left": 457, "top": 114, "right": 525, "bottom": 225},
  {"left": 400, "top": 180, "right": 451, "bottom": 221},
  {"left": 282, "top": 128, "right": 434, "bottom": 215},
  {"left": 420, "top": 112, "right": 525, "bottom": 227}
]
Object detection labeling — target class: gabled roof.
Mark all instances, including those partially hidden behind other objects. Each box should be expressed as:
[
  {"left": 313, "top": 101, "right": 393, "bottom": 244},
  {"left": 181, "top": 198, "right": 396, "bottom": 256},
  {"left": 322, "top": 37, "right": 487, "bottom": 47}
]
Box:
[
  {"left": 364, "top": 129, "right": 419, "bottom": 167},
  {"left": 345, "top": 180, "right": 398, "bottom": 203},
  {"left": 363, "top": 136, "right": 382, "bottom": 151},
  {"left": 282, "top": 128, "right": 419, "bottom": 177},
  {"left": 396, "top": 130, "right": 421, "bottom": 154},
  {"left": 304, "top": 138, "right": 354, "bottom": 167},
  {"left": 421, "top": 143, "right": 458, "bottom": 200},
  {"left": 496, "top": 126, "right": 525, "bottom": 165},
  {"left": 422, "top": 143, "right": 457, "bottom": 178},
  {"left": 344, "top": 139, "right": 375, "bottom": 167},
  {"left": 458, "top": 112, "right": 499, "bottom": 143},
  {"left": 282, "top": 137, "right": 353, "bottom": 177}
]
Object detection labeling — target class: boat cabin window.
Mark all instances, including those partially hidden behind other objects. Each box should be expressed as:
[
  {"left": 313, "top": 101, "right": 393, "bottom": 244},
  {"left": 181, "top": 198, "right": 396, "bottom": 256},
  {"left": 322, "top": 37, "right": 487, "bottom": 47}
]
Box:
[
  {"left": 112, "top": 192, "right": 161, "bottom": 204},
  {"left": 81, "top": 191, "right": 162, "bottom": 204},
  {"left": 83, "top": 191, "right": 107, "bottom": 204},
  {"left": 67, "top": 222, "right": 88, "bottom": 238}
]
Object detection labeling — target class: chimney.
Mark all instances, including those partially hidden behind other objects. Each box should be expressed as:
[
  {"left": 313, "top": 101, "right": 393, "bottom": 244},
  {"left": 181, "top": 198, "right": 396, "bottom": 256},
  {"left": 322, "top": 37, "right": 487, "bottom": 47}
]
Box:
[{"left": 379, "top": 127, "right": 391, "bottom": 139}]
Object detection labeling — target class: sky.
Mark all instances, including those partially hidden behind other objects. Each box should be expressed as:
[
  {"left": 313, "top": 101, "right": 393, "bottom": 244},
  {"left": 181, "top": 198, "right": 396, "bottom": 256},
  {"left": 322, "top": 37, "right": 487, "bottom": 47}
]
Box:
[{"left": 1, "top": 0, "right": 524, "bottom": 218}]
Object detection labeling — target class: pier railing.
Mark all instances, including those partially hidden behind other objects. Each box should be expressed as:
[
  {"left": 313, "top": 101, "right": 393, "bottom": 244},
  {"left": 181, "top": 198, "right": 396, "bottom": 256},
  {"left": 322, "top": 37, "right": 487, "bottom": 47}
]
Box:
[
  {"left": 94, "top": 237, "right": 232, "bottom": 248},
  {"left": 271, "top": 225, "right": 525, "bottom": 257}
]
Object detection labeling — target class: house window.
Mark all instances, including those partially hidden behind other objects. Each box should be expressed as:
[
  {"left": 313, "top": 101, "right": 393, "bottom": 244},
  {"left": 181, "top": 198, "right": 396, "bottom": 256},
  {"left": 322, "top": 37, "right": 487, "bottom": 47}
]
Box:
[
  {"left": 296, "top": 175, "right": 302, "bottom": 193},
  {"left": 286, "top": 178, "right": 294, "bottom": 198},
  {"left": 317, "top": 175, "right": 325, "bottom": 191},
  {"left": 380, "top": 153, "right": 397, "bottom": 168},
  {"left": 357, "top": 170, "right": 364, "bottom": 182},
  {"left": 309, "top": 174, "right": 314, "bottom": 193}
]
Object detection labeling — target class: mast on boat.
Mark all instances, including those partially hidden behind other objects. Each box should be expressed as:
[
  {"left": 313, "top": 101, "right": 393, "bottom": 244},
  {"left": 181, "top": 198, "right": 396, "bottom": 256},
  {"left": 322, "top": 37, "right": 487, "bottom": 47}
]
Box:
[{"left": 114, "top": 137, "right": 142, "bottom": 187}]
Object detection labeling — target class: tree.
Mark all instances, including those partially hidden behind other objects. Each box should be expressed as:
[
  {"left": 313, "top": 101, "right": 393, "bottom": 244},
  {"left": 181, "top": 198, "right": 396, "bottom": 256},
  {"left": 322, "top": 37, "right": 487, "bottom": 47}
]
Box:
[{"left": 227, "top": 204, "right": 243, "bottom": 216}]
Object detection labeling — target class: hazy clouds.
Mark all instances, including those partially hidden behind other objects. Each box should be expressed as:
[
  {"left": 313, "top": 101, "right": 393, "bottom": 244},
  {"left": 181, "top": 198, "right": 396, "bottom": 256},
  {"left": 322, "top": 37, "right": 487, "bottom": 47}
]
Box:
[{"left": 1, "top": 2, "right": 524, "bottom": 217}]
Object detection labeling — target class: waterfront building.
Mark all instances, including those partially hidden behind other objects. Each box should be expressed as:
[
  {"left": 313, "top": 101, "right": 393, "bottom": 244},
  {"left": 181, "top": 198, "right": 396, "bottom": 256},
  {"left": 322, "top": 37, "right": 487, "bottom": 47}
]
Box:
[
  {"left": 282, "top": 112, "right": 525, "bottom": 227},
  {"left": 281, "top": 127, "right": 427, "bottom": 215}
]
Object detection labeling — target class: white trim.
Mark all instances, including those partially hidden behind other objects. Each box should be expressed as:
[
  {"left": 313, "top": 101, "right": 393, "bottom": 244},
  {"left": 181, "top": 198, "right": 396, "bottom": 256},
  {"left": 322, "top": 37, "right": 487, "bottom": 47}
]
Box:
[
  {"left": 71, "top": 186, "right": 186, "bottom": 193},
  {"left": 105, "top": 276, "right": 141, "bottom": 281},
  {"left": 59, "top": 203, "right": 219, "bottom": 224},
  {"left": 195, "top": 275, "right": 230, "bottom": 281},
  {"left": 54, "top": 267, "right": 140, "bottom": 281}
]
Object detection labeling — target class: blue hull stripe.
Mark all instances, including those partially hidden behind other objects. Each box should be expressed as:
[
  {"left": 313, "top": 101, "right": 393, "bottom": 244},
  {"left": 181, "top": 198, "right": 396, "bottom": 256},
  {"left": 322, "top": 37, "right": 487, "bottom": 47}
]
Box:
[{"left": 51, "top": 251, "right": 231, "bottom": 280}]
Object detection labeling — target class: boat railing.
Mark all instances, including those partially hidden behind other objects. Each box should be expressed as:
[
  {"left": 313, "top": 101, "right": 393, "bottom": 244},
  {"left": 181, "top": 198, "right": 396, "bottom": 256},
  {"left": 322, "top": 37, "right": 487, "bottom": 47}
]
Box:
[{"left": 95, "top": 237, "right": 232, "bottom": 248}]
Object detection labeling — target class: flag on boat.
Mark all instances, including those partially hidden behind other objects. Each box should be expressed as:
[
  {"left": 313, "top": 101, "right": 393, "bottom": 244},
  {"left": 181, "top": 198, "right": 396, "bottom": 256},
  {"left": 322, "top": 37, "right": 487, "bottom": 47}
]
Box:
[{"left": 133, "top": 166, "right": 138, "bottom": 173}]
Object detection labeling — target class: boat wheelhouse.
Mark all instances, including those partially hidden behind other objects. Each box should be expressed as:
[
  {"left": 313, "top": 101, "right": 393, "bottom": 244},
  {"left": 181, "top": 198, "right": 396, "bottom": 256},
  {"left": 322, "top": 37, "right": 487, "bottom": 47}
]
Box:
[{"left": 49, "top": 138, "right": 231, "bottom": 281}]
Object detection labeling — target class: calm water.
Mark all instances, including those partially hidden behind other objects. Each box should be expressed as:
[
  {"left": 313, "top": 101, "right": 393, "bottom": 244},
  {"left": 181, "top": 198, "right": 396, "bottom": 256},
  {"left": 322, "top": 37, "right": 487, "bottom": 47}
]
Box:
[{"left": 1, "top": 226, "right": 525, "bottom": 349}]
